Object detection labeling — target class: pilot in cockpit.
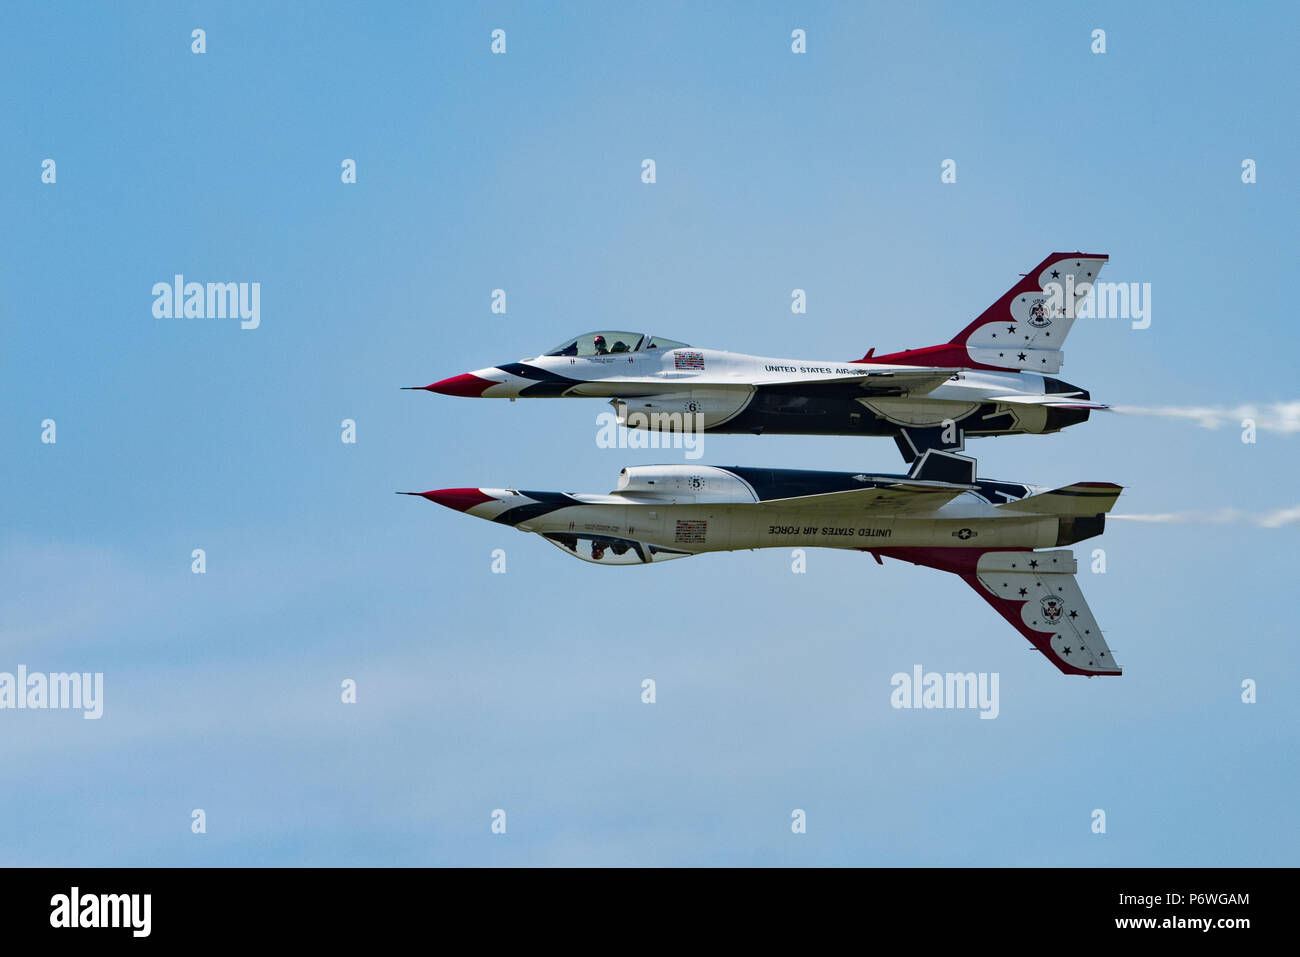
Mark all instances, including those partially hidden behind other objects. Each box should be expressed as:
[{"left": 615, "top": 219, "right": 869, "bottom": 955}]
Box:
[{"left": 593, "top": 334, "right": 609, "bottom": 355}]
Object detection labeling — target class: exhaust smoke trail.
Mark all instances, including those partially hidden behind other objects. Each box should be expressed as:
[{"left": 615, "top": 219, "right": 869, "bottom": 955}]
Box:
[
  {"left": 1111, "top": 505, "right": 1300, "bottom": 528},
  {"left": 1111, "top": 401, "right": 1300, "bottom": 433}
]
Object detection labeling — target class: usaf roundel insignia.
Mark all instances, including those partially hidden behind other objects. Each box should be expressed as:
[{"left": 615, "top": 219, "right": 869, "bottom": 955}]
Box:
[
  {"left": 1027, "top": 298, "right": 1052, "bottom": 328},
  {"left": 1040, "top": 595, "right": 1065, "bottom": 624}
]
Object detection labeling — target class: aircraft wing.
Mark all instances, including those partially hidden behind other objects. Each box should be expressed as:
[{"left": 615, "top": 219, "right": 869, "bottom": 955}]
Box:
[
  {"left": 995, "top": 482, "right": 1123, "bottom": 515},
  {"left": 629, "top": 368, "right": 959, "bottom": 397},
  {"left": 758, "top": 482, "right": 969, "bottom": 513},
  {"left": 756, "top": 368, "right": 962, "bottom": 397},
  {"left": 873, "top": 547, "right": 1121, "bottom": 676},
  {"left": 987, "top": 394, "right": 1110, "bottom": 410}
]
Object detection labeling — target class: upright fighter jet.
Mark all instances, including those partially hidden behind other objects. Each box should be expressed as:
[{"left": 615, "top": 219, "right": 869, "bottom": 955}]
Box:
[
  {"left": 402, "top": 450, "right": 1123, "bottom": 676},
  {"left": 411, "top": 252, "right": 1109, "bottom": 462}
]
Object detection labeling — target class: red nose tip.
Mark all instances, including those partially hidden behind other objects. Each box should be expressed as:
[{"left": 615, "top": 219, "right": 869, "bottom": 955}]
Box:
[
  {"left": 401, "top": 488, "right": 497, "bottom": 512},
  {"left": 414, "top": 373, "right": 498, "bottom": 397}
]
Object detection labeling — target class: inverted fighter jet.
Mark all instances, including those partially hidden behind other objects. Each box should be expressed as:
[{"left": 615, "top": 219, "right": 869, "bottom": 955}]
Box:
[
  {"left": 411, "top": 252, "right": 1109, "bottom": 461},
  {"left": 402, "top": 450, "right": 1123, "bottom": 676}
]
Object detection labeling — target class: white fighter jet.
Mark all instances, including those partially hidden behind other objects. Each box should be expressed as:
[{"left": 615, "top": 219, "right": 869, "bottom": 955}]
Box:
[
  {"left": 410, "top": 252, "right": 1110, "bottom": 461},
  {"left": 403, "top": 450, "right": 1123, "bottom": 676}
]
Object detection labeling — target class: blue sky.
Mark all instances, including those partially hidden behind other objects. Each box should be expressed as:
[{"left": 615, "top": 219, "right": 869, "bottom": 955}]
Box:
[{"left": 2, "top": 1, "right": 1297, "bottom": 865}]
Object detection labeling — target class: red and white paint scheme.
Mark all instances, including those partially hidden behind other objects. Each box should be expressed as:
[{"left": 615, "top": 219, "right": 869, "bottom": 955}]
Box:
[
  {"left": 403, "top": 451, "right": 1123, "bottom": 676},
  {"left": 410, "top": 252, "right": 1110, "bottom": 461}
]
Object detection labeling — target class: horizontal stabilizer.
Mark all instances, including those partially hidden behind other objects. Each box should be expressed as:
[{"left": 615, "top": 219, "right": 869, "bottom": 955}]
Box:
[{"left": 995, "top": 482, "right": 1122, "bottom": 516}]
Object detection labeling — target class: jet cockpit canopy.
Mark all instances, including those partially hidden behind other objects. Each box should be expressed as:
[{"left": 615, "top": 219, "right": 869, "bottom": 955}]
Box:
[{"left": 543, "top": 332, "right": 690, "bottom": 357}]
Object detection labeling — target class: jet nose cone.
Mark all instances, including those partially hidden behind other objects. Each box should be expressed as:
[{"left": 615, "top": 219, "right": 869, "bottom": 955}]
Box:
[
  {"left": 411, "top": 373, "right": 498, "bottom": 397},
  {"left": 400, "top": 488, "right": 498, "bottom": 512}
]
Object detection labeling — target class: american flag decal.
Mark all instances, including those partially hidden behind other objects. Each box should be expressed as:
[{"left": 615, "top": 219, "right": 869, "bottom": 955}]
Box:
[
  {"left": 674, "top": 519, "right": 707, "bottom": 544},
  {"left": 674, "top": 350, "right": 705, "bottom": 370}
]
